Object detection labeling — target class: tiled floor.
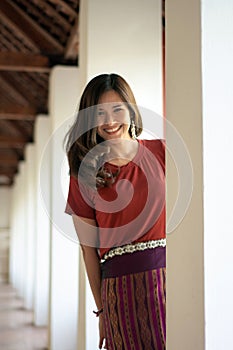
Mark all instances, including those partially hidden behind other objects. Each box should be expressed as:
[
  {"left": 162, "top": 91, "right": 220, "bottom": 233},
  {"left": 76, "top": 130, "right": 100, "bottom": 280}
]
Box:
[{"left": 0, "top": 283, "right": 48, "bottom": 350}]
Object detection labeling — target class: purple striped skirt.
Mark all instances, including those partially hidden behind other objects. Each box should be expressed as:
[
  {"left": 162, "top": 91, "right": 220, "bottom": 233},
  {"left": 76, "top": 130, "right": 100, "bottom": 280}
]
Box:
[{"left": 101, "top": 247, "right": 166, "bottom": 350}]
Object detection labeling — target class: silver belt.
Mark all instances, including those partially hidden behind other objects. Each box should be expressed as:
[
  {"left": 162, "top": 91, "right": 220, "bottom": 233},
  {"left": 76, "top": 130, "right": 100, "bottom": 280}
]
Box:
[{"left": 101, "top": 238, "right": 166, "bottom": 263}]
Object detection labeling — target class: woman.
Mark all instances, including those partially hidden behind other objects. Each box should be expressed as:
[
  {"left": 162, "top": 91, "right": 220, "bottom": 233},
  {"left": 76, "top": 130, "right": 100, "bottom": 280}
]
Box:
[{"left": 65, "top": 73, "right": 166, "bottom": 349}]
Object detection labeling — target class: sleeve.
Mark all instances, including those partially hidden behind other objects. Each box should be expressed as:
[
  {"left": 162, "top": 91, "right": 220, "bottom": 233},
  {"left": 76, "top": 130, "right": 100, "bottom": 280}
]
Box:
[
  {"left": 155, "top": 139, "right": 165, "bottom": 174},
  {"left": 145, "top": 139, "right": 165, "bottom": 174},
  {"left": 65, "top": 175, "right": 96, "bottom": 219}
]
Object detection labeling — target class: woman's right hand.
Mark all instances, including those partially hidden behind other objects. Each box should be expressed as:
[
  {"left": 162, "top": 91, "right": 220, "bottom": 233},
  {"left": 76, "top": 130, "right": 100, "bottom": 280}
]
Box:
[{"left": 99, "top": 314, "right": 108, "bottom": 349}]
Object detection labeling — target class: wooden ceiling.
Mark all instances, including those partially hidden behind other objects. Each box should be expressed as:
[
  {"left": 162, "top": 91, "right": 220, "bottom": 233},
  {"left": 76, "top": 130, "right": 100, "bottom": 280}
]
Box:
[{"left": 0, "top": 0, "right": 79, "bottom": 187}]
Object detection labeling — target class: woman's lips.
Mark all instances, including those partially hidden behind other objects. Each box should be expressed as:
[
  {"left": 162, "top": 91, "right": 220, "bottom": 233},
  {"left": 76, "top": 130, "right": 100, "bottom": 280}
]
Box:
[{"left": 104, "top": 125, "right": 122, "bottom": 134}]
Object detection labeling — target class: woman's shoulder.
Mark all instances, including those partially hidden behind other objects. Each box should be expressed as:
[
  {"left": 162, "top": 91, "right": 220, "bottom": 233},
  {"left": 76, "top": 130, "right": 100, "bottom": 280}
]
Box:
[
  {"left": 139, "top": 139, "right": 165, "bottom": 172},
  {"left": 139, "top": 138, "right": 165, "bottom": 153}
]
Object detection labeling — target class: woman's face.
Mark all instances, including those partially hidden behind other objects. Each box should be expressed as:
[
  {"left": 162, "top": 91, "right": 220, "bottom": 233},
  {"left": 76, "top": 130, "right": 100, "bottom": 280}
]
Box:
[{"left": 96, "top": 90, "right": 131, "bottom": 140}]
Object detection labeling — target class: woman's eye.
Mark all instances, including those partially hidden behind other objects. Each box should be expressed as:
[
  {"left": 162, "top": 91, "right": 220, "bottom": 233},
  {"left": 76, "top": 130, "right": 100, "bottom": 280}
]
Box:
[
  {"left": 97, "top": 111, "right": 105, "bottom": 116},
  {"left": 113, "top": 108, "right": 122, "bottom": 113}
]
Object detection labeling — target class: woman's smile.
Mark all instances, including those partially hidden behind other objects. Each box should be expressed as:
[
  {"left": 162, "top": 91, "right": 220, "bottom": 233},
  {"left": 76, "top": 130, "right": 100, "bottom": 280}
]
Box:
[{"left": 103, "top": 124, "right": 123, "bottom": 135}]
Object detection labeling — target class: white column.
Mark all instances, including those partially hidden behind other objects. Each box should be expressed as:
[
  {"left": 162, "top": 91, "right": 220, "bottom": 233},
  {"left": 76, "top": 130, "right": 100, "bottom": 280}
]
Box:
[
  {"left": 202, "top": 1, "right": 233, "bottom": 349},
  {"left": 166, "top": 0, "right": 205, "bottom": 349},
  {"left": 23, "top": 144, "right": 36, "bottom": 310},
  {"left": 49, "top": 66, "right": 81, "bottom": 350},
  {"left": 0, "top": 187, "right": 11, "bottom": 283},
  {"left": 10, "top": 162, "right": 27, "bottom": 299},
  {"left": 34, "top": 115, "right": 51, "bottom": 326},
  {"left": 79, "top": 1, "right": 163, "bottom": 348}
]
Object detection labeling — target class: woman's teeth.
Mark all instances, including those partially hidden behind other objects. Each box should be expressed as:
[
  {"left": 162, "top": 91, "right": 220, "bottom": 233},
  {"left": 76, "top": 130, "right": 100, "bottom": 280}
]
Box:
[{"left": 105, "top": 125, "right": 121, "bottom": 133}]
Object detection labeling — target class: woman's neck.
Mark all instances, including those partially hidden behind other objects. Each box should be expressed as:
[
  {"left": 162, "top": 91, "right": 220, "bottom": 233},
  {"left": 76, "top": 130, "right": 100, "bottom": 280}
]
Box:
[{"left": 105, "top": 138, "right": 139, "bottom": 166}]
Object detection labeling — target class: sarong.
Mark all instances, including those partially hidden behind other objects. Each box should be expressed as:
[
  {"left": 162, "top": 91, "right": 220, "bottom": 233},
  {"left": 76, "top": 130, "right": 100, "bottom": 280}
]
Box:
[{"left": 101, "top": 247, "right": 166, "bottom": 350}]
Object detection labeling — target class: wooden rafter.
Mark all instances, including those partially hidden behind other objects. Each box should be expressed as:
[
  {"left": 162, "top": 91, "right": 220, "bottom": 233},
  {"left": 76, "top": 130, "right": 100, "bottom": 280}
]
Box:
[
  {"left": 48, "top": 0, "right": 78, "bottom": 19},
  {"left": 65, "top": 17, "right": 79, "bottom": 59},
  {"left": 3, "top": 120, "right": 32, "bottom": 140},
  {"left": 0, "top": 169, "right": 18, "bottom": 177},
  {"left": 0, "top": 74, "right": 32, "bottom": 105},
  {"left": 0, "top": 0, "right": 64, "bottom": 54},
  {"left": 12, "top": 149, "right": 24, "bottom": 161},
  {"left": 0, "top": 52, "right": 50, "bottom": 72},
  {"left": 0, "top": 0, "right": 79, "bottom": 186},
  {"left": 15, "top": 0, "right": 68, "bottom": 44},
  {"left": 0, "top": 136, "right": 29, "bottom": 148},
  {"left": 22, "top": 0, "right": 71, "bottom": 32},
  {"left": 0, "top": 6, "right": 40, "bottom": 52},
  {"left": 0, "top": 155, "right": 19, "bottom": 166},
  {"left": 1, "top": 72, "right": 48, "bottom": 111},
  {"left": 0, "top": 106, "right": 36, "bottom": 121}
]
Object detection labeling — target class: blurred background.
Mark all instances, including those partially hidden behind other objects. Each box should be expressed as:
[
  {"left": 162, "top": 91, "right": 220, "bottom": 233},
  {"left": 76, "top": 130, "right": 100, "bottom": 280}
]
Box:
[{"left": 1, "top": 0, "right": 233, "bottom": 350}]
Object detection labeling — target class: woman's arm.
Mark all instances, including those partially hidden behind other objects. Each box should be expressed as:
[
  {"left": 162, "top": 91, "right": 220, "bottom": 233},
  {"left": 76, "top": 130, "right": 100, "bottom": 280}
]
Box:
[
  {"left": 80, "top": 244, "right": 102, "bottom": 310},
  {"left": 72, "top": 215, "right": 102, "bottom": 309},
  {"left": 72, "top": 215, "right": 106, "bottom": 348}
]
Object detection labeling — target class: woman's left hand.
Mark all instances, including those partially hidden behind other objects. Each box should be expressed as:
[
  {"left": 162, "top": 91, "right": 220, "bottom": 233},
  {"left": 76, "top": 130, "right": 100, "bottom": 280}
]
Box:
[{"left": 99, "top": 314, "right": 108, "bottom": 349}]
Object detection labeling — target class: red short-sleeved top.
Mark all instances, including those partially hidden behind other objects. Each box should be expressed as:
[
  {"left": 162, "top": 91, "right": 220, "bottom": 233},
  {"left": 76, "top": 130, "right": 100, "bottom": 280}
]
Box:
[{"left": 65, "top": 139, "right": 165, "bottom": 258}]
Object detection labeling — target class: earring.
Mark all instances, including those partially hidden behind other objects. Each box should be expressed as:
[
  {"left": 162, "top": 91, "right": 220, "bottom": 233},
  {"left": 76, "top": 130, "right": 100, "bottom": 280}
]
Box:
[{"left": 131, "top": 120, "right": 136, "bottom": 140}]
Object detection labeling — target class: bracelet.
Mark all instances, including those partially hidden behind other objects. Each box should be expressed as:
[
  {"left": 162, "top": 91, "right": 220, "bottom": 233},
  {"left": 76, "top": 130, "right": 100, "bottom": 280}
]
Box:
[{"left": 93, "top": 308, "right": 104, "bottom": 317}]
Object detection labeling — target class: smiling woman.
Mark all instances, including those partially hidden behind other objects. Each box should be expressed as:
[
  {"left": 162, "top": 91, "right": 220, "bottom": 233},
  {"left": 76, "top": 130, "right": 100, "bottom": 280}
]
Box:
[{"left": 64, "top": 73, "right": 166, "bottom": 350}]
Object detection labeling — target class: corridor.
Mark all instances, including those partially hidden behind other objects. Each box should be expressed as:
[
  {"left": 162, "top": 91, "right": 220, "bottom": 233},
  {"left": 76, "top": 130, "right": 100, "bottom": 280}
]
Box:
[{"left": 0, "top": 283, "right": 48, "bottom": 350}]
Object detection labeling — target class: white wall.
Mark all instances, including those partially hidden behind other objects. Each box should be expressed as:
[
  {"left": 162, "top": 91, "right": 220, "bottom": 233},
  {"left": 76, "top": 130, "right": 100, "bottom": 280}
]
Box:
[
  {"left": 85, "top": 0, "right": 163, "bottom": 115},
  {"left": 79, "top": 1, "right": 163, "bottom": 349},
  {"left": 202, "top": 1, "right": 233, "bottom": 349},
  {"left": 166, "top": 0, "right": 205, "bottom": 349}
]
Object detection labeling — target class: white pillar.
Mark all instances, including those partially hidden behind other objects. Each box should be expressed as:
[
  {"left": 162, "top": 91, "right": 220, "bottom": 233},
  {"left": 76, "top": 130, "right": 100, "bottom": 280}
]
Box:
[
  {"left": 202, "top": 1, "right": 233, "bottom": 349},
  {"left": 166, "top": 0, "right": 205, "bottom": 349},
  {"left": 79, "top": 1, "right": 163, "bottom": 348},
  {"left": 0, "top": 187, "right": 11, "bottom": 283},
  {"left": 10, "top": 162, "right": 27, "bottom": 299},
  {"left": 49, "top": 66, "right": 81, "bottom": 350},
  {"left": 24, "top": 144, "right": 36, "bottom": 310},
  {"left": 34, "top": 115, "right": 51, "bottom": 326}
]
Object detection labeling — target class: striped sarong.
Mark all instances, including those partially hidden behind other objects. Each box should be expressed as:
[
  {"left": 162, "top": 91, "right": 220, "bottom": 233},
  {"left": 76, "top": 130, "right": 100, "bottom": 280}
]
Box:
[{"left": 101, "top": 247, "right": 166, "bottom": 350}]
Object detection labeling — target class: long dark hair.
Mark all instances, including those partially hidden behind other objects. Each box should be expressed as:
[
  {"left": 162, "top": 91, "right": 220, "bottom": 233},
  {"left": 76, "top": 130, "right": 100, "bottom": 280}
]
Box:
[{"left": 65, "top": 73, "right": 143, "bottom": 188}]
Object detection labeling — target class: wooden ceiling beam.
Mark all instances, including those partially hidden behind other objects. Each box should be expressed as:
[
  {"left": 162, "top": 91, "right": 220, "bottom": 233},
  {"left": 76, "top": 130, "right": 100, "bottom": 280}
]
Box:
[
  {"left": 0, "top": 0, "right": 64, "bottom": 54},
  {"left": 3, "top": 120, "right": 32, "bottom": 141},
  {"left": 24, "top": 0, "right": 71, "bottom": 32},
  {"left": 0, "top": 74, "right": 32, "bottom": 105},
  {"left": 0, "top": 114, "right": 35, "bottom": 121},
  {"left": 49, "top": 0, "right": 78, "bottom": 19},
  {"left": 0, "top": 155, "right": 18, "bottom": 166},
  {"left": 0, "top": 136, "right": 29, "bottom": 148},
  {"left": 0, "top": 4, "right": 40, "bottom": 52},
  {"left": 0, "top": 168, "right": 18, "bottom": 176},
  {"left": 12, "top": 149, "right": 24, "bottom": 161},
  {"left": 0, "top": 106, "right": 36, "bottom": 121},
  {"left": 65, "top": 17, "right": 79, "bottom": 59},
  {"left": 16, "top": 0, "right": 67, "bottom": 44},
  {"left": 0, "top": 53, "right": 50, "bottom": 72},
  {"left": 0, "top": 182, "right": 13, "bottom": 187}
]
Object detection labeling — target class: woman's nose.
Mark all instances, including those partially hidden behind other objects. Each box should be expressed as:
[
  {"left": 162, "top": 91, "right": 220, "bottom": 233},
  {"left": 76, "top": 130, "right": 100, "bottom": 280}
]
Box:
[{"left": 104, "top": 113, "right": 115, "bottom": 125}]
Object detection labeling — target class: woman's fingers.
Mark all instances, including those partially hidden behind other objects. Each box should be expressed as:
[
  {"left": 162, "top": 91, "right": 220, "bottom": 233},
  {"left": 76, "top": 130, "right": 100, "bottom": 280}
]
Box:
[
  {"left": 99, "top": 315, "right": 107, "bottom": 349},
  {"left": 99, "top": 335, "right": 104, "bottom": 349}
]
